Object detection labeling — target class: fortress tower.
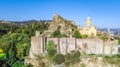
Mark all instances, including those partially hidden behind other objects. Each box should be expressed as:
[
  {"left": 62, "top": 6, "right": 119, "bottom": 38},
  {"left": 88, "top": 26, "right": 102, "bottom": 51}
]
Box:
[{"left": 29, "top": 31, "right": 45, "bottom": 58}]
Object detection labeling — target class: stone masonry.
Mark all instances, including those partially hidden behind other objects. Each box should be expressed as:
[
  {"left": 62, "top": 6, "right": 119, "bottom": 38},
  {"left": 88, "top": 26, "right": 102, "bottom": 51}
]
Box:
[
  {"left": 29, "top": 31, "right": 45, "bottom": 59},
  {"left": 29, "top": 31, "right": 119, "bottom": 58}
]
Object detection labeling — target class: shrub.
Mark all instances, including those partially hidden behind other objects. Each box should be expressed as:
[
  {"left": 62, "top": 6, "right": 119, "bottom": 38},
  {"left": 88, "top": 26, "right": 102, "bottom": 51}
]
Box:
[
  {"left": 0, "top": 53, "right": 6, "bottom": 60},
  {"left": 82, "top": 34, "right": 88, "bottom": 39},
  {"left": 88, "top": 54, "right": 95, "bottom": 56},
  {"left": 46, "top": 41, "right": 56, "bottom": 51},
  {"left": 51, "top": 29, "right": 62, "bottom": 37},
  {"left": 12, "top": 61, "right": 26, "bottom": 67},
  {"left": 46, "top": 41, "right": 57, "bottom": 58},
  {"left": 81, "top": 64, "right": 85, "bottom": 67},
  {"left": 65, "top": 51, "right": 81, "bottom": 66},
  {"left": 0, "top": 49, "right": 6, "bottom": 60},
  {"left": 72, "top": 30, "right": 82, "bottom": 38},
  {"left": 118, "top": 38, "right": 120, "bottom": 45},
  {"left": 103, "top": 55, "right": 111, "bottom": 59},
  {"left": 47, "top": 49, "right": 57, "bottom": 58},
  {"left": 100, "top": 36, "right": 108, "bottom": 41},
  {"left": 65, "top": 53, "right": 71, "bottom": 60},
  {"left": 53, "top": 54, "right": 65, "bottom": 64},
  {"left": 74, "top": 51, "right": 81, "bottom": 59}
]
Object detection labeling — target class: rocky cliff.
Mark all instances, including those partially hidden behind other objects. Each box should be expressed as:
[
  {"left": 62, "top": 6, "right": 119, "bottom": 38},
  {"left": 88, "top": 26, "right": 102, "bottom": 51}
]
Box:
[{"left": 46, "top": 14, "right": 76, "bottom": 37}]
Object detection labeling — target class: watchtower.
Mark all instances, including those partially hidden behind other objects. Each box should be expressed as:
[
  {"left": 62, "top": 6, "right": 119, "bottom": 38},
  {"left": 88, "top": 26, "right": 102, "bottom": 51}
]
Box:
[{"left": 29, "top": 31, "right": 45, "bottom": 58}]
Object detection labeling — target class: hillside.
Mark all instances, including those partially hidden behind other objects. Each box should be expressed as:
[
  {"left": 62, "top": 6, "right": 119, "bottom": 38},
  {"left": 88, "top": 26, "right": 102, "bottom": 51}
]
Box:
[{"left": 0, "top": 14, "right": 120, "bottom": 67}]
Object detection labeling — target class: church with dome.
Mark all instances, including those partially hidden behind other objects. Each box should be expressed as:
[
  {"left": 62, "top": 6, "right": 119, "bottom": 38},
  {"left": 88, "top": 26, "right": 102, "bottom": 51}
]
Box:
[{"left": 79, "top": 17, "right": 97, "bottom": 36}]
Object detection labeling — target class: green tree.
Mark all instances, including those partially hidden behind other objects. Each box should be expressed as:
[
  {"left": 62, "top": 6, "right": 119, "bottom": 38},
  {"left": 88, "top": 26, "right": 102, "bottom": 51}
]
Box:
[
  {"left": 46, "top": 41, "right": 57, "bottom": 57},
  {"left": 0, "top": 31, "right": 30, "bottom": 66},
  {"left": 82, "top": 34, "right": 88, "bottom": 39},
  {"left": 0, "top": 21, "right": 49, "bottom": 66},
  {"left": 51, "top": 29, "right": 62, "bottom": 37},
  {"left": 53, "top": 54, "right": 65, "bottom": 64},
  {"left": 72, "top": 30, "right": 82, "bottom": 38},
  {"left": 73, "top": 51, "right": 81, "bottom": 60},
  {"left": 46, "top": 41, "right": 56, "bottom": 51},
  {"left": 12, "top": 61, "right": 27, "bottom": 67},
  {"left": 7, "top": 48, "right": 17, "bottom": 66},
  {"left": 48, "top": 50, "right": 57, "bottom": 58},
  {"left": 0, "top": 49, "right": 6, "bottom": 60}
]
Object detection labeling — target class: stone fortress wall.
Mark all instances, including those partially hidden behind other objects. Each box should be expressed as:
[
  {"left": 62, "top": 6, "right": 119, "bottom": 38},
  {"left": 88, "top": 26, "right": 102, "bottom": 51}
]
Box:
[
  {"left": 47, "top": 37, "right": 118, "bottom": 55},
  {"left": 29, "top": 31, "right": 118, "bottom": 59}
]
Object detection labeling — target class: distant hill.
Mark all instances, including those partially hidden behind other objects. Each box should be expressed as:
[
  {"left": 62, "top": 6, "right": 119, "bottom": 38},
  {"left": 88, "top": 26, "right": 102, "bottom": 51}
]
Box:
[
  {"left": 11, "top": 20, "right": 52, "bottom": 25},
  {"left": 0, "top": 20, "right": 17, "bottom": 25},
  {"left": 11, "top": 20, "right": 39, "bottom": 25},
  {"left": 0, "top": 20, "right": 52, "bottom": 26}
]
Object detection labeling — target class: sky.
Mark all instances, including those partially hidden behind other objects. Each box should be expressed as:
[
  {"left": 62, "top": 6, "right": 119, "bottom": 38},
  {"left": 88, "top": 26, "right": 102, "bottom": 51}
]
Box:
[{"left": 0, "top": 0, "right": 120, "bottom": 28}]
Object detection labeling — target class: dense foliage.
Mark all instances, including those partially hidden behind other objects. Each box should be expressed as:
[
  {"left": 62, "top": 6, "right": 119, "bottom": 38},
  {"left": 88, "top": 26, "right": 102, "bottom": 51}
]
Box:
[
  {"left": 51, "top": 29, "right": 61, "bottom": 37},
  {"left": 51, "top": 29, "right": 67, "bottom": 37},
  {"left": 45, "top": 41, "right": 65, "bottom": 64},
  {"left": 45, "top": 41, "right": 81, "bottom": 65},
  {"left": 72, "top": 30, "right": 82, "bottom": 38},
  {"left": 0, "top": 23, "right": 19, "bottom": 37},
  {"left": 12, "top": 61, "right": 27, "bottom": 67},
  {"left": 0, "top": 22, "right": 49, "bottom": 66},
  {"left": 46, "top": 41, "right": 57, "bottom": 58},
  {"left": 0, "top": 49, "right": 6, "bottom": 60},
  {"left": 65, "top": 51, "right": 81, "bottom": 66},
  {"left": 53, "top": 54, "right": 65, "bottom": 64}
]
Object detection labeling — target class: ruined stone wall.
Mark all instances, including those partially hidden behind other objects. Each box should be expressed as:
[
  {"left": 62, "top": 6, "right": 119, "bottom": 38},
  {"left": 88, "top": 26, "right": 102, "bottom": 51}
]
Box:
[
  {"left": 59, "top": 38, "right": 67, "bottom": 54},
  {"left": 30, "top": 35, "right": 118, "bottom": 56},
  {"left": 46, "top": 38, "right": 118, "bottom": 55},
  {"left": 103, "top": 40, "right": 118, "bottom": 54},
  {"left": 47, "top": 38, "right": 76, "bottom": 54},
  {"left": 46, "top": 38, "right": 104, "bottom": 54},
  {"left": 76, "top": 39, "right": 103, "bottom": 54},
  {"left": 67, "top": 38, "right": 76, "bottom": 53}
]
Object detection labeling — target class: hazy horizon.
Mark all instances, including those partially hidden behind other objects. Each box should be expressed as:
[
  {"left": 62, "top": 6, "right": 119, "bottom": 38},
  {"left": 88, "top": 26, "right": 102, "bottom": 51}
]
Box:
[{"left": 0, "top": 0, "right": 120, "bottom": 28}]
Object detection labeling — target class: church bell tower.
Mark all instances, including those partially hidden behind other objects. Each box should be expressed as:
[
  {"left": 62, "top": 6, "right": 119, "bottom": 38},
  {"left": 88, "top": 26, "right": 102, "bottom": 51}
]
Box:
[{"left": 86, "top": 17, "right": 91, "bottom": 26}]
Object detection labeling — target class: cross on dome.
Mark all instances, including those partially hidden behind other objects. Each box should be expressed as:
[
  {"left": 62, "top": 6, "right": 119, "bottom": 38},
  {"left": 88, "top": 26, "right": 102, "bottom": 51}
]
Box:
[{"left": 87, "top": 17, "right": 90, "bottom": 20}]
